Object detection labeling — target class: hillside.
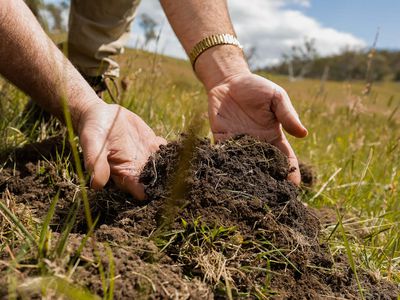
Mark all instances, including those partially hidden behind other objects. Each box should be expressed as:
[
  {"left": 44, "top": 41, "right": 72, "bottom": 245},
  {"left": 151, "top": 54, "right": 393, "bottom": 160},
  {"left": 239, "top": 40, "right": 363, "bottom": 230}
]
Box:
[{"left": 0, "top": 45, "right": 399, "bottom": 299}]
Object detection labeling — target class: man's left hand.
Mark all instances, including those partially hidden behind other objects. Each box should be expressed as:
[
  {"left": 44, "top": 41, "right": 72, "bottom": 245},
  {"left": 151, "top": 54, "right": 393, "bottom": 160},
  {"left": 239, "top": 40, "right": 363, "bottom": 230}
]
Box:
[{"left": 207, "top": 72, "right": 308, "bottom": 185}]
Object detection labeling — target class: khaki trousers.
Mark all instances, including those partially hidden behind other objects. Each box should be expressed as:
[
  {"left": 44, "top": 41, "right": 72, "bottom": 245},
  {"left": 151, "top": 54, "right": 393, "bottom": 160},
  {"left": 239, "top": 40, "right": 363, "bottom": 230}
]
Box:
[{"left": 68, "top": 0, "right": 141, "bottom": 78}]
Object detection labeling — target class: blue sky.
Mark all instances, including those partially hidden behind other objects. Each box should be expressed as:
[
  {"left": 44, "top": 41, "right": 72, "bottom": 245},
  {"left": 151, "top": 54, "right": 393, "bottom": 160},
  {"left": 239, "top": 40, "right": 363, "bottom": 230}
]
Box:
[
  {"left": 292, "top": 0, "right": 399, "bottom": 50},
  {"left": 44, "top": 0, "right": 399, "bottom": 66}
]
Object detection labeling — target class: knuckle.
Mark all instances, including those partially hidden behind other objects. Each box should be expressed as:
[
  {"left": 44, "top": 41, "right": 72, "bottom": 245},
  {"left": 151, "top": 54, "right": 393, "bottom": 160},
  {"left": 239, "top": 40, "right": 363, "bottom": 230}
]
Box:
[{"left": 274, "top": 86, "right": 288, "bottom": 100}]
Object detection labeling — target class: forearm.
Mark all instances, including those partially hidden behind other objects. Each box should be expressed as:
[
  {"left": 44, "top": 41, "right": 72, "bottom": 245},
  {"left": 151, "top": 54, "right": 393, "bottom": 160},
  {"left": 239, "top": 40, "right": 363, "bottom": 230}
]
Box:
[
  {"left": 0, "top": 0, "right": 102, "bottom": 130},
  {"left": 160, "top": 0, "right": 250, "bottom": 90}
]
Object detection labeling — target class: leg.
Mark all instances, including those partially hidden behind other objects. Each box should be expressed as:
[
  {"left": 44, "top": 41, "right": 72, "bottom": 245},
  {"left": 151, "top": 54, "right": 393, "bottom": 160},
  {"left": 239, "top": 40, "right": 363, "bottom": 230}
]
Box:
[{"left": 68, "top": 0, "right": 141, "bottom": 78}]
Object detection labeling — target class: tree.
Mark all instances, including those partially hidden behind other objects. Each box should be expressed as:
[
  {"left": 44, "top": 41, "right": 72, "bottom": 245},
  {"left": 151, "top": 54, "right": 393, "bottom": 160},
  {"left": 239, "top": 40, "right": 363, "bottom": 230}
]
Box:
[
  {"left": 139, "top": 13, "right": 159, "bottom": 48},
  {"left": 24, "top": 0, "right": 48, "bottom": 31},
  {"left": 244, "top": 45, "right": 258, "bottom": 71},
  {"left": 282, "top": 38, "right": 318, "bottom": 81},
  {"left": 25, "top": 0, "right": 70, "bottom": 33},
  {"left": 45, "top": 3, "right": 64, "bottom": 32}
]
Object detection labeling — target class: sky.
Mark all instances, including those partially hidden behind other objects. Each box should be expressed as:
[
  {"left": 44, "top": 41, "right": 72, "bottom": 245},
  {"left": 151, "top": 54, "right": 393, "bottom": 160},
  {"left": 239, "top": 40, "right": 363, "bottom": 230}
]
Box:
[
  {"left": 293, "top": 1, "right": 400, "bottom": 50},
  {"left": 46, "top": 0, "right": 400, "bottom": 67}
]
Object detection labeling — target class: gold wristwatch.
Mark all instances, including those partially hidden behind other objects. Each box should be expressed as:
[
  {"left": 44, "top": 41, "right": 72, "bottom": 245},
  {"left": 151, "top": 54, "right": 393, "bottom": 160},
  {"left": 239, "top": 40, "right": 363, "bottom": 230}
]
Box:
[{"left": 189, "top": 33, "right": 243, "bottom": 70}]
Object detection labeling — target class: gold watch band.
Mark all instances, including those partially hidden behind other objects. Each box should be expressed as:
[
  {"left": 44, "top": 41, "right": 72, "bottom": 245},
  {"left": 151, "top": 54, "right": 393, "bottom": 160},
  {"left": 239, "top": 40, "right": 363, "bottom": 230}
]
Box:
[{"left": 189, "top": 34, "right": 243, "bottom": 70}]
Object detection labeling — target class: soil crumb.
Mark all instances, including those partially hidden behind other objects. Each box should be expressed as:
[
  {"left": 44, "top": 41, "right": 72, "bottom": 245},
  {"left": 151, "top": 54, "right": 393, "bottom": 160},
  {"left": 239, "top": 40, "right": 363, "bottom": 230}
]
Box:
[
  {"left": 299, "top": 162, "right": 317, "bottom": 188},
  {"left": 0, "top": 135, "right": 398, "bottom": 299}
]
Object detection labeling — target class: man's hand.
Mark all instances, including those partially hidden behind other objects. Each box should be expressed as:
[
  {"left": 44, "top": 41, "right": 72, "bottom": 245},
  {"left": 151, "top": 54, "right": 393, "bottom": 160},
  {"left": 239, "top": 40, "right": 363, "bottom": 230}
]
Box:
[
  {"left": 0, "top": 0, "right": 166, "bottom": 199},
  {"left": 160, "top": 0, "right": 309, "bottom": 185},
  {"left": 207, "top": 72, "right": 308, "bottom": 185},
  {"left": 77, "top": 102, "right": 166, "bottom": 200}
]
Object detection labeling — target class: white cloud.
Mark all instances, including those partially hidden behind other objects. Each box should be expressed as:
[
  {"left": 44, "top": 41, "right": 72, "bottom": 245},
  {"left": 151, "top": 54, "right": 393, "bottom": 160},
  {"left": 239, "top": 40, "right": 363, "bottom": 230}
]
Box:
[
  {"left": 288, "top": 0, "right": 311, "bottom": 7},
  {"left": 42, "top": 0, "right": 364, "bottom": 67},
  {"left": 130, "top": 0, "right": 183, "bottom": 59},
  {"left": 130, "top": 0, "right": 366, "bottom": 67}
]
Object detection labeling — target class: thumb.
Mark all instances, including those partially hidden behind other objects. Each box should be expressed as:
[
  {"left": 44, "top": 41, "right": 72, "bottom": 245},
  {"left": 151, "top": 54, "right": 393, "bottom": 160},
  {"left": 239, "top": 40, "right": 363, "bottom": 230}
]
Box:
[
  {"left": 270, "top": 135, "right": 301, "bottom": 186},
  {"left": 80, "top": 132, "right": 110, "bottom": 190},
  {"left": 111, "top": 173, "right": 146, "bottom": 201},
  {"left": 272, "top": 88, "right": 308, "bottom": 138}
]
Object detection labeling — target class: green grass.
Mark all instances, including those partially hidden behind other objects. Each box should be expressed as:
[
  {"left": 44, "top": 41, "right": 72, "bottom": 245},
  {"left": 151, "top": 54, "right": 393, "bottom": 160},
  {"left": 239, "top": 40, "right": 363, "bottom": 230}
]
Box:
[
  {"left": 0, "top": 47, "right": 399, "bottom": 297},
  {"left": 284, "top": 75, "right": 400, "bottom": 283}
]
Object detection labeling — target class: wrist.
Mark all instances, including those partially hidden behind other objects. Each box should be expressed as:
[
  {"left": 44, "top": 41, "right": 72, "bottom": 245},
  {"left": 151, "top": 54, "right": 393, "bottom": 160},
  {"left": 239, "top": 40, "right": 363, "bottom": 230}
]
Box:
[
  {"left": 70, "top": 93, "right": 105, "bottom": 135},
  {"left": 194, "top": 44, "right": 251, "bottom": 91}
]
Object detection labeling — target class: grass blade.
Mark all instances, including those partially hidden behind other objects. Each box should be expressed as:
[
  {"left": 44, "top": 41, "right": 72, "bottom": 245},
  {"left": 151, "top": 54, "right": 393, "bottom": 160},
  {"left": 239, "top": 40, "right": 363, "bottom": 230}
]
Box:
[
  {"left": 336, "top": 208, "right": 365, "bottom": 300},
  {"left": 18, "top": 276, "right": 100, "bottom": 300},
  {"left": 0, "top": 198, "right": 36, "bottom": 247},
  {"left": 38, "top": 191, "right": 60, "bottom": 255}
]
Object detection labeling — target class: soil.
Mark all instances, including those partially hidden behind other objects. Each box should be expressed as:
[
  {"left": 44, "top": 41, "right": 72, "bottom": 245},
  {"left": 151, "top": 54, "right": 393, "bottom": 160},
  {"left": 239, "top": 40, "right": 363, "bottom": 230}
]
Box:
[
  {"left": 298, "top": 162, "right": 316, "bottom": 188},
  {"left": 0, "top": 135, "right": 398, "bottom": 299}
]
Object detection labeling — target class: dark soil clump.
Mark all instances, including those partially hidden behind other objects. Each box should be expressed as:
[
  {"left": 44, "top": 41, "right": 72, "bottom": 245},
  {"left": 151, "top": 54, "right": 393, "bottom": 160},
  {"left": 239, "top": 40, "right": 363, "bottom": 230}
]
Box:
[
  {"left": 299, "top": 162, "right": 317, "bottom": 188},
  {"left": 0, "top": 135, "right": 398, "bottom": 299}
]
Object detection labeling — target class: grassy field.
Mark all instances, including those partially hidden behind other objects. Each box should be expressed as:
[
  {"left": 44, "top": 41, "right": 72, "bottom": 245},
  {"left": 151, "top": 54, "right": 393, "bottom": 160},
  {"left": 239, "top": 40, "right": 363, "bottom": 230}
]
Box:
[{"left": 0, "top": 48, "right": 399, "bottom": 298}]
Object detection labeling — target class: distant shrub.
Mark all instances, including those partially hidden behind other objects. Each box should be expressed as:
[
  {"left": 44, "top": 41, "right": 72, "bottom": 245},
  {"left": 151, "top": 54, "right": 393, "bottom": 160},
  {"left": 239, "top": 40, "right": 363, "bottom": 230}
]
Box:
[{"left": 263, "top": 49, "right": 400, "bottom": 82}]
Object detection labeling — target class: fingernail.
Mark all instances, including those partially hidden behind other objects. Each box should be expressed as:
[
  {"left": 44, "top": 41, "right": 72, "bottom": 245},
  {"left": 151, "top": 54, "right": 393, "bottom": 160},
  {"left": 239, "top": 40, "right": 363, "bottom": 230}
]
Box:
[
  {"left": 89, "top": 174, "right": 94, "bottom": 188},
  {"left": 299, "top": 120, "right": 308, "bottom": 136}
]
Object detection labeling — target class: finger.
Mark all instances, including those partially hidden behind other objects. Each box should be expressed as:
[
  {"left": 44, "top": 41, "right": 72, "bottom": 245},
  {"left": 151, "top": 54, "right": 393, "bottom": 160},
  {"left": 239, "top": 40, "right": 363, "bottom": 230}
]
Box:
[
  {"left": 111, "top": 173, "right": 146, "bottom": 201},
  {"left": 156, "top": 136, "right": 167, "bottom": 144},
  {"left": 273, "top": 88, "right": 308, "bottom": 138},
  {"left": 152, "top": 136, "right": 167, "bottom": 150},
  {"left": 213, "top": 132, "right": 233, "bottom": 142},
  {"left": 80, "top": 133, "right": 111, "bottom": 190},
  {"left": 270, "top": 135, "right": 301, "bottom": 186}
]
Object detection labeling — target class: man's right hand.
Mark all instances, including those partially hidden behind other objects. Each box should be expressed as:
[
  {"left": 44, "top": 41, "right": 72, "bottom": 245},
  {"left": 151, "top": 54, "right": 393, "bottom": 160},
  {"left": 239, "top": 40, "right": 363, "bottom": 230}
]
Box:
[
  {"left": 77, "top": 102, "right": 166, "bottom": 200},
  {"left": 0, "top": 0, "right": 165, "bottom": 200}
]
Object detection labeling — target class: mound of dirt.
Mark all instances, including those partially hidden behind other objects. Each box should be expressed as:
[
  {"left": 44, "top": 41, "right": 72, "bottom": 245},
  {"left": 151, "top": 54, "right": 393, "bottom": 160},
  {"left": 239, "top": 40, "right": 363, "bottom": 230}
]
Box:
[{"left": 0, "top": 135, "right": 398, "bottom": 299}]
